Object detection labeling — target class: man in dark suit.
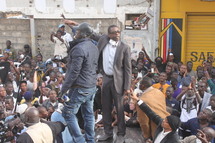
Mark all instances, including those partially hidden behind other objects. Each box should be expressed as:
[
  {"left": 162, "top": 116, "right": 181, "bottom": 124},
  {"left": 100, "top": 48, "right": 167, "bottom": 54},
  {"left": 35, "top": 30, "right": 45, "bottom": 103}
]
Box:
[{"left": 97, "top": 25, "right": 132, "bottom": 142}]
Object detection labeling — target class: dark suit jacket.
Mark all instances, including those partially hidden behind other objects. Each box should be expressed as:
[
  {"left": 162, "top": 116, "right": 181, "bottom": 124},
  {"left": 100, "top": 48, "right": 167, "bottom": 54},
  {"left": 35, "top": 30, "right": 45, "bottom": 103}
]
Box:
[
  {"left": 97, "top": 35, "right": 131, "bottom": 95},
  {"left": 138, "top": 101, "right": 180, "bottom": 143}
]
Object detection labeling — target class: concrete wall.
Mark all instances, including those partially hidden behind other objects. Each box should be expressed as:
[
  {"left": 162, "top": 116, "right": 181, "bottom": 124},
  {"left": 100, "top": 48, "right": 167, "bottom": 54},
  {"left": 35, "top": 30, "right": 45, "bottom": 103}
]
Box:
[
  {"left": 34, "top": 18, "right": 120, "bottom": 59},
  {"left": 0, "top": 18, "right": 121, "bottom": 60},
  {"left": 0, "top": 0, "right": 158, "bottom": 60},
  {"left": 0, "top": 19, "right": 31, "bottom": 53}
]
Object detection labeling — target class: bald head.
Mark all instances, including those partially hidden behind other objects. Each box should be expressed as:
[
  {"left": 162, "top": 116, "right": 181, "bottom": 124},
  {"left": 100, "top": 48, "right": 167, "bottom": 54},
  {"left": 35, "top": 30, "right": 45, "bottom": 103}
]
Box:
[
  {"left": 202, "top": 127, "right": 215, "bottom": 141},
  {"left": 24, "top": 107, "right": 40, "bottom": 126},
  {"left": 37, "top": 106, "right": 48, "bottom": 119}
]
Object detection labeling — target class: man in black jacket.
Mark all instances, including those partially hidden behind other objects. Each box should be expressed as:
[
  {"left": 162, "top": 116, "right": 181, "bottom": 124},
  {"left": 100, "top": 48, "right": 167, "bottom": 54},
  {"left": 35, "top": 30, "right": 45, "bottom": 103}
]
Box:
[
  {"left": 60, "top": 22, "right": 99, "bottom": 143},
  {"left": 130, "top": 90, "right": 181, "bottom": 143}
]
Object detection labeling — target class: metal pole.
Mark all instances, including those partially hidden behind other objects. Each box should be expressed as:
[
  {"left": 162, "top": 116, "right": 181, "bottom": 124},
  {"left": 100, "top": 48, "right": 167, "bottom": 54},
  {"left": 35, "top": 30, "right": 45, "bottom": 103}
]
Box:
[
  {"left": 153, "top": 0, "right": 161, "bottom": 59},
  {"left": 30, "top": 17, "right": 36, "bottom": 56}
]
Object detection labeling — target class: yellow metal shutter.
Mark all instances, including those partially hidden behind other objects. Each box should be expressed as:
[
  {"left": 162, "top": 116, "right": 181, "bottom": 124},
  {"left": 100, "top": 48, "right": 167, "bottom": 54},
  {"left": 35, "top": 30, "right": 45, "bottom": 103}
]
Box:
[{"left": 186, "top": 15, "right": 215, "bottom": 70}]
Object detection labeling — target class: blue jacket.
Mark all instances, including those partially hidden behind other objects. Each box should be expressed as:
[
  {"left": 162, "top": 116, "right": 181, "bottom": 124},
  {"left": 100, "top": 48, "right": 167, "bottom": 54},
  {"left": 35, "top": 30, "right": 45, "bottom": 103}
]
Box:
[{"left": 61, "top": 38, "right": 99, "bottom": 93}]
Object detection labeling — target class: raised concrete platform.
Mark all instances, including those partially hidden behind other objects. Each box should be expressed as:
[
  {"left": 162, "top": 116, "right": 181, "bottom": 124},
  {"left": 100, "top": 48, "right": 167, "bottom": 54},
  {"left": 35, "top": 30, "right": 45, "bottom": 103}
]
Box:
[{"left": 95, "top": 126, "right": 145, "bottom": 143}]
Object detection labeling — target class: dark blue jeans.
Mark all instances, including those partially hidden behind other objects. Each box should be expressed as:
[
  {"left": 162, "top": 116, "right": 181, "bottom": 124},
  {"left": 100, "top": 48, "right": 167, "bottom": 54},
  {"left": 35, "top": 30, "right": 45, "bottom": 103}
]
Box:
[{"left": 62, "top": 86, "right": 96, "bottom": 143}]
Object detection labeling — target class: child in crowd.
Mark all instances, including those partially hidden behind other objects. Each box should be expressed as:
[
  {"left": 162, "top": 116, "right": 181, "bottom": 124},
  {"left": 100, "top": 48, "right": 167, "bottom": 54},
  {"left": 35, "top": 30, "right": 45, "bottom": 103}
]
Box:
[
  {"left": 165, "top": 86, "right": 180, "bottom": 116},
  {"left": 206, "top": 94, "right": 215, "bottom": 113}
]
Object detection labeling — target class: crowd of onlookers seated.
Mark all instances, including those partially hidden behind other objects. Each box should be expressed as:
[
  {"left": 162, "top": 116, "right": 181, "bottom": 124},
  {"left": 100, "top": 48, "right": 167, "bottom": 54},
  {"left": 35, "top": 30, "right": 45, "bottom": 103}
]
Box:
[
  {"left": 125, "top": 47, "right": 215, "bottom": 142},
  {"left": 0, "top": 36, "right": 215, "bottom": 143}
]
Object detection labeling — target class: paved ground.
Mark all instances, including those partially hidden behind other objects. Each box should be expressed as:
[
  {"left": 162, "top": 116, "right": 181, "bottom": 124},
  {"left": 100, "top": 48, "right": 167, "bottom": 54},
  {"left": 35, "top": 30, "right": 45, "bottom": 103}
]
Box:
[{"left": 95, "top": 126, "right": 145, "bottom": 143}]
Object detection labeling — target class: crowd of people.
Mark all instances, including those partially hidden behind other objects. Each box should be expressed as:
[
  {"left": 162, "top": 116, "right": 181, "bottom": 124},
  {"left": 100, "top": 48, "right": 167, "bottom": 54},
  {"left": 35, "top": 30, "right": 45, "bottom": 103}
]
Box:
[{"left": 0, "top": 17, "right": 215, "bottom": 143}]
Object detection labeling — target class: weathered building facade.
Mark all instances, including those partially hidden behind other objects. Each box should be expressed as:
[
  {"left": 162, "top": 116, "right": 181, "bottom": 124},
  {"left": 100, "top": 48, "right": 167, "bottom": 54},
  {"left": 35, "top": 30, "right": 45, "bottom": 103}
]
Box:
[{"left": 0, "top": 0, "right": 158, "bottom": 60}]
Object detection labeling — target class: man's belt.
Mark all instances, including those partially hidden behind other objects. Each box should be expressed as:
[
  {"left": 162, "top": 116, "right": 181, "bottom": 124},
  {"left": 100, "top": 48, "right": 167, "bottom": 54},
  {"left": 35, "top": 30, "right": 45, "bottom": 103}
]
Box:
[{"left": 104, "top": 73, "right": 113, "bottom": 78}]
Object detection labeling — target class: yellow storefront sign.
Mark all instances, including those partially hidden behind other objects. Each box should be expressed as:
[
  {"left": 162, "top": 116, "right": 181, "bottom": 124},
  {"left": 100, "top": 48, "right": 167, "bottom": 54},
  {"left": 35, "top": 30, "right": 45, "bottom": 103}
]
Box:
[{"left": 160, "top": 0, "right": 215, "bottom": 69}]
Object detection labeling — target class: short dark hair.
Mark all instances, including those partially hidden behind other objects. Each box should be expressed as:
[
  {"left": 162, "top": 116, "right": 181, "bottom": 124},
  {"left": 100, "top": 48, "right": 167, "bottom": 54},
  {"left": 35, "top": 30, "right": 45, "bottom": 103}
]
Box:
[
  {"left": 20, "top": 80, "right": 27, "bottom": 85},
  {"left": 36, "top": 54, "right": 43, "bottom": 58},
  {"left": 5, "top": 81, "right": 13, "bottom": 87},
  {"left": 187, "top": 61, "right": 193, "bottom": 65},
  {"left": 108, "top": 25, "right": 118, "bottom": 34},
  {"left": 6, "top": 40, "right": 11, "bottom": 44},
  {"left": 5, "top": 96, "right": 14, "bottom": 102},
  {"left": 171, "top": 77, "right": 178, "bottom": 85},
  {"left": 166, "top": 64, "right": 172, "bottom": 69},
  {"left": 24, "top": 44, "right": 31, "bottom": 49},
  {"left": 140, "top": 76, "right": 152, "bottom": 88},
  {"left": 155, "top": 56, "right": 163, "bottom": 62},
  {"left": 160, "top": 72, "right": 167, "bottom": 76}
]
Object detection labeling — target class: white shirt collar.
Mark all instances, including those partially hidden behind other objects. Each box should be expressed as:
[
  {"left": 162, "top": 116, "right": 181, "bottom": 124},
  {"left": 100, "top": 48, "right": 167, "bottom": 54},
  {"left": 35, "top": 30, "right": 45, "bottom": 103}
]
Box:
[
  {"left": 109, "top": 39, "right": 118, "bottom": 47},
  {"left": 161, "top": 129, "right": 171, "bottom": 135},
  {"left": 154, "top": 129, "right": 171, "bottom": 143}
]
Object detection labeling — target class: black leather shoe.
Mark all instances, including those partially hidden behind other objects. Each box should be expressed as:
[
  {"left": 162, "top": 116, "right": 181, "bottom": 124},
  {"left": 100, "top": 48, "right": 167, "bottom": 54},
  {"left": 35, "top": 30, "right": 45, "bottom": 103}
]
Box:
[{"left": 97, "top": 134, "right": 113, "bottom": 142}]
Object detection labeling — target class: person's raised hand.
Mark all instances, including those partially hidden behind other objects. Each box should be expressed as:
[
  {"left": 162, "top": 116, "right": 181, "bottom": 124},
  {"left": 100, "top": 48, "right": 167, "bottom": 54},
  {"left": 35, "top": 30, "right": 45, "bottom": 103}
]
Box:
[
  {"left": 203, "top": 64, "right": 207, "bottom": 72},
  {"left": 208, "top": 55, "right": 214, "bottom": 63},
  {"left": 51, "top": 32, "right": 56, "bottom": 37},
  {"left": 34, "top": 66, "right": 39, "bottom": 71},
  {"left": 59, "top": 62, "right": 65, "bottom": 68},
  {"left": 133, "top": 77, "right": 141, "bottom": 84},
  {"left": 183, "top": 69, "right": 187, "bottom": 77},
  {"left": 141, "top": 44, "right": 145, "bottom": 51},
  {"left": 130, "top": 89, "right": 139, "bottom": 101},
  {"left": 60, "top": 13, "right": 65, "bottom": 19},
  {"left": 191, "top": 76, "right": 196, "bottom": 88},
  {"left": 145, "top": 139, "right": 153, "bottom": 143},
  {"left": 63, "top": 19, "right": 79, "bottom": 26},
  {"left": 8, "top": 60, "right": 14, "bottom": 66},
  {"left": 124, "top": 89, "right": 131, "bottom": 96},
  {"left": 196, "top": 129, "right": 208, "bottom": 143}
]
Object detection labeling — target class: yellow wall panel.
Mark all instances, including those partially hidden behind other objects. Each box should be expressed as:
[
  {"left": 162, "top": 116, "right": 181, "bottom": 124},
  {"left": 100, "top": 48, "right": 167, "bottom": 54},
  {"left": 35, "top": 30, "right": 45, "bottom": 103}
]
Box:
[
  {"left": 161, "top": 0, "right": 215, "bottom": 66},
  {"left": 161, "top": 0, "right": 180, "bottom": 12},
  {"left": 186, "top": 15, "right": 215, "bottom": 70},
  {"left": 162, "top": 0, "right": 215, "bottom": 13}
]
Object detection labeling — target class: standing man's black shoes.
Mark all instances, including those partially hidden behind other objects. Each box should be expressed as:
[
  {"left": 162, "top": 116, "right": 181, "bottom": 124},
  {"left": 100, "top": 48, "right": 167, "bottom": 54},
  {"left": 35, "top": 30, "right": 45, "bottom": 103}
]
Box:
[{"left": 97, "top": 134, "right": 113, "bottom": 142}]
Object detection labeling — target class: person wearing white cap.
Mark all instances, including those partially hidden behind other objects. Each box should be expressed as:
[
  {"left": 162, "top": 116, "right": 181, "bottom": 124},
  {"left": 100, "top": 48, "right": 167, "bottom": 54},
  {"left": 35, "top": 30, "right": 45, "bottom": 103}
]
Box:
[{"left": 16, "top": 104, "right": 28, "bottom": 115}]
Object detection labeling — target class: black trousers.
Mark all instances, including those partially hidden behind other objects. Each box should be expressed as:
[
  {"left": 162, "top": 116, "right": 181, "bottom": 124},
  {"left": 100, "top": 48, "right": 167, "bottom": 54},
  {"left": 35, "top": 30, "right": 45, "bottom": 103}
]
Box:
[{"left": 102, "top": 75, "right": 126, "bottom": 136}]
